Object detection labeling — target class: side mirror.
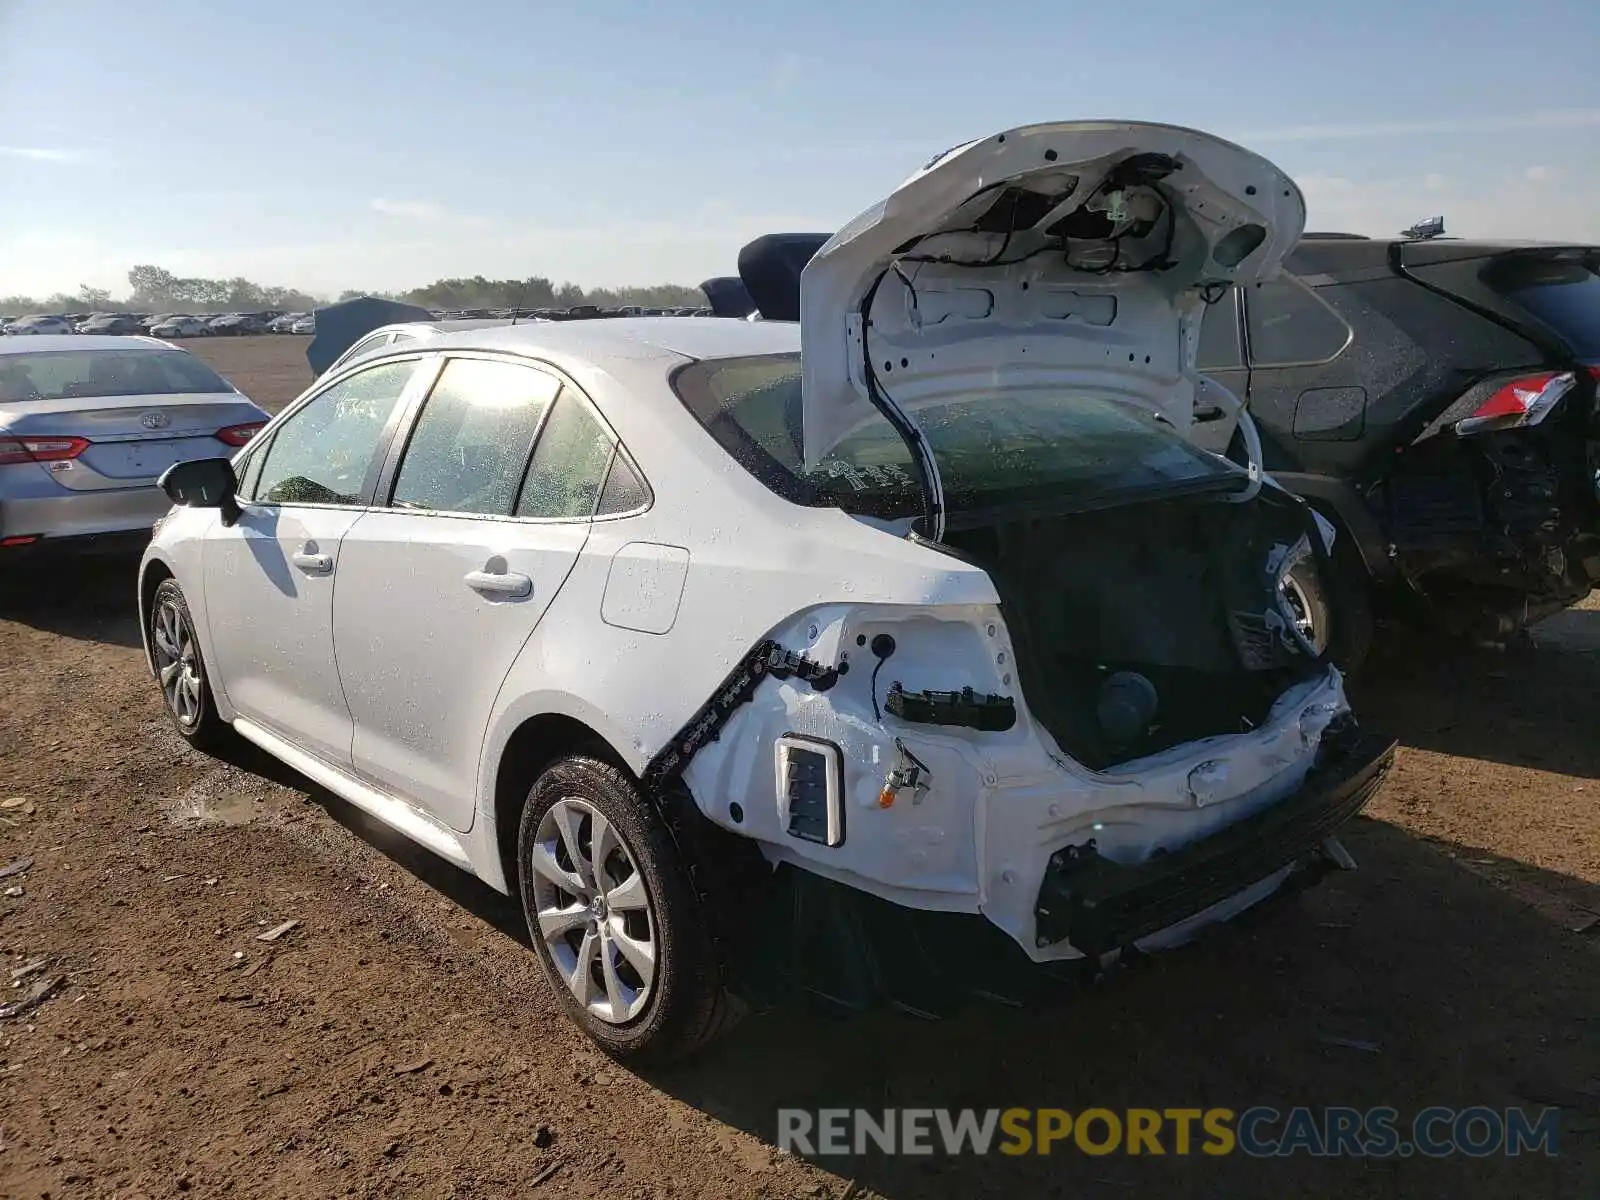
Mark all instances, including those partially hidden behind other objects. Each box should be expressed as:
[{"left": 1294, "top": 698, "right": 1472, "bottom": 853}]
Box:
[{"left": 158, "top": 457, "right": 240, "bottom": 526}]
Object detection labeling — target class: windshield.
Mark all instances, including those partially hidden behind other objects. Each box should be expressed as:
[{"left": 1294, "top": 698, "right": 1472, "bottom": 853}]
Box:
[
  {"left": 0, "top": 349, "right": 237, "bottom": 402},
  {"left": 672, "top": 353, "right": 1232, "bottom": 521},
  {"left": 1484, "top": 256, "right": 1600, "bottom": 359}
]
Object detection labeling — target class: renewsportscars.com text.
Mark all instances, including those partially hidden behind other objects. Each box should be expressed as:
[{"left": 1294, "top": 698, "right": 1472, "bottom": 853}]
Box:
[{"left": 777, "top": 1106, "right": 1561, "bottom": 1158}]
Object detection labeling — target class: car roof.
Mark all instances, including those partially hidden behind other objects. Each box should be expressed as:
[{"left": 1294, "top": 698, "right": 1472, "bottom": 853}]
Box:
[
  {"left": 1287, "top": 235, "right": 1598, "bottom": 277},
  {"left": 425, "top": 316, "right": 800, "bottom": 364},
  {"left": 0, "top": 334, "right": 178, "bottom": 354}
]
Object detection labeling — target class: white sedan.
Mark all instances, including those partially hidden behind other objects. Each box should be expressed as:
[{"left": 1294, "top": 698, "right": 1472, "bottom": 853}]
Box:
[
  {"left": 6, "top": 315, "right": 75, "bottom": 336},
  {"left": 139, "top": 121, "right": 1394, "bottom": 1062}
]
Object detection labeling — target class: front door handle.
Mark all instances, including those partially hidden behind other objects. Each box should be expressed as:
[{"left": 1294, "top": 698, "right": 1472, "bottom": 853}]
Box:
[
  {"left": 292, "top": 550, "right": 333, "bottom": 574},
  {"left": 464, "top": 569, "right": 532, "bottom": 599}
]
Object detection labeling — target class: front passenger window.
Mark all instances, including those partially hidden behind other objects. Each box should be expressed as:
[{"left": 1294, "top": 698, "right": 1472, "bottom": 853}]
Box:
[{"left": 249, "top": 360, "right": 416, "bottom": 506}]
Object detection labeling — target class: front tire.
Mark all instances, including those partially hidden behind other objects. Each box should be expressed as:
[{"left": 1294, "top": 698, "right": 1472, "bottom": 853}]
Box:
[
  {"left": 149, "top": 579, "right": 230, "bottom": 751},
  {"left": 516, "top": 756, "right": 727, "bottom": 1063}
]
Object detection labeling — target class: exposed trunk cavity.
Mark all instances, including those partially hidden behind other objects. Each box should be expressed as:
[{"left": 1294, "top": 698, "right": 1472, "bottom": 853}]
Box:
[{"left": 944, "top": 488, "right": 1328, "bottom": 770}]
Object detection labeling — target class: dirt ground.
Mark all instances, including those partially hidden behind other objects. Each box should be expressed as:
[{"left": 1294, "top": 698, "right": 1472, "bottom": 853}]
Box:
[{"left": 1, "top": 336, "right": 1596, "bottom": 1199}]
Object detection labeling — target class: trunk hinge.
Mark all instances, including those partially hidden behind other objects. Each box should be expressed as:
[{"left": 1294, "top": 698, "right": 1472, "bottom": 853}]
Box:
[{"left": 850, "top": 287, "right": 948, "bottom": 542}]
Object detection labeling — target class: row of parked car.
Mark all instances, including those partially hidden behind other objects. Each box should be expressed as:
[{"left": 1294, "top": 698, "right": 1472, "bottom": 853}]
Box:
[
  {"left": 0, "top": 311, "right": 317, "bottom": 338},
  {"left": 0, "top": 303, "right": 717, "bottom": 340}
]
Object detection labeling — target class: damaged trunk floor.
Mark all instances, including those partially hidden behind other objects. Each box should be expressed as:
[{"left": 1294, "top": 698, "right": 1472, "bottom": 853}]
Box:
[{"left": 0, "top": 558, "right": 1596, "bottom": 1193}]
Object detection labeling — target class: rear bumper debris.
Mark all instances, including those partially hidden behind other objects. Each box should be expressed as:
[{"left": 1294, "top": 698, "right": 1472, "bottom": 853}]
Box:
[{"left": 1033, "top": 728, "right": 1397, "bottom": 958}]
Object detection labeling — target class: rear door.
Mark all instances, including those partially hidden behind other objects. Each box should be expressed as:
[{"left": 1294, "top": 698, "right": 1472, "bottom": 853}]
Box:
[
  {"left": 332, "top": 355, "right": 631, "bottom": 833},
  {"left": 201, "top": 357, "right": 425, "bottom": 766}
]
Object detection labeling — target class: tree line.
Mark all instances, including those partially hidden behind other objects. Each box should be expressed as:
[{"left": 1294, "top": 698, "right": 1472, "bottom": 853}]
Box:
[{"left": 2, "top": 265, "right": 707, "bottom": 316}]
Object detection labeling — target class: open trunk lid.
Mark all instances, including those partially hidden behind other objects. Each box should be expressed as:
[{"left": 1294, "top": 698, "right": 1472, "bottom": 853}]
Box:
[{"left": 799, "top": 121, "right": 1307, "bottom": 479}]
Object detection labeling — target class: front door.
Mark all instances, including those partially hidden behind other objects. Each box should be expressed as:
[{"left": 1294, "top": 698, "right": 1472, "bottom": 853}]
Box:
[{"left": 202, "top": 358, "right": 424, "bottom": 766}]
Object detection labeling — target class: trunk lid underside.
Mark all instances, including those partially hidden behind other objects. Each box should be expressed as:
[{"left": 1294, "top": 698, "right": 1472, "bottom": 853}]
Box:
[{"left": 799, "top": 120, "right": 1309, "bottom": 471}]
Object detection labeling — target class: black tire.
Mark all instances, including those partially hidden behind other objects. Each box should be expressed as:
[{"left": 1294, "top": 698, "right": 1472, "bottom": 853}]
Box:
[
  {"left": 516, "top": 756, "right": 727, "bottom": 1064},
  {"left": 149, "top": 579, "right": 231, "bottom": 751}
]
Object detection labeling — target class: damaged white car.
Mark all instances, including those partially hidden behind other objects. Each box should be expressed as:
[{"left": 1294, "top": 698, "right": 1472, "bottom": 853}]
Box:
[{"left": 139, "top": 121, "right": 1395, "bottom": 1062}]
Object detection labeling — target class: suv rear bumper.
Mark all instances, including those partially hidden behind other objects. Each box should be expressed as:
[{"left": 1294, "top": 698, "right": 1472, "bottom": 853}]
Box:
[{"left": 1033, "top": 727, "right": 1396, "bottom": 958}]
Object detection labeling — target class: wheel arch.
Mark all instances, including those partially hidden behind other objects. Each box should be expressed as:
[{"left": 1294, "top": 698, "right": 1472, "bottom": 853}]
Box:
[
  {"left": 1266, "top": 471, "right": 1394, "bottom": 585},
  {"left": 137, "top": 557, "right": 175, "bottom": 675},
  {"left": 488, "top": 711, "right": 631, "bottom": 897}
]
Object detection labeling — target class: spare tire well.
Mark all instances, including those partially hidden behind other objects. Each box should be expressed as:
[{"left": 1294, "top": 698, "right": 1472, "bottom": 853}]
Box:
[{"left": 493, "top": 714, "right": 628, "bottom": 892}]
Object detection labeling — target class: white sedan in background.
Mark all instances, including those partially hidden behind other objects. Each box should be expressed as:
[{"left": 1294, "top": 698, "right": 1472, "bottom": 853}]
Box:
[
  {"left": 139, "top": 121, "right": 1394, "bottom": 1062},
  {"left": 6, "top": 315, "right": 75, "bottom": 336},
  {"left": 148, "top": 316, "right": 212, "bottom": 339}
]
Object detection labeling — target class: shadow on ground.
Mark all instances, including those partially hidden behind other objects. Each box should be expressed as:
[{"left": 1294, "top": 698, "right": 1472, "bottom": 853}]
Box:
[
  {"left": 0, "top": 549, "right": 145, "bottom": 649},
  {"left": 209, "top": 734, "right": 530, "bottom": 947},
  {"left": 1354, "top": 606, "right": 1600, "bottom": 779},
  {"left": 652, "top": 820, "right": 1598, "bottom": 1199}
]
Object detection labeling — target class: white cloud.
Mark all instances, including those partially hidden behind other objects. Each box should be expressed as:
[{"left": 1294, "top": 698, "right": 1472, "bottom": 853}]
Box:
[
  {"left": 0, "top": 145, "right": 81, "bottom": 163},
  {"left": 369, "top": 198, "right": 446, "bottom": 220},
  {"left": 1239, "top": 108, "right": 1600, "bottom": 143},
  {"left": 371, "top": 200, "right": 448, "bottom": 220},
  {"left": 1523, "top": 165, "right": 1562, "bottom": 183}
]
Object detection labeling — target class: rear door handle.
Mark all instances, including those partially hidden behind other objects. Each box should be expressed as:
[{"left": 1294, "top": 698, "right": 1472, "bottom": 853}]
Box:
[
  {"left": 464, "top": 569, "right": 532, "bottom": 599},
  {"left": 292, "top": 551, "right": 333, "bottom": 574}
]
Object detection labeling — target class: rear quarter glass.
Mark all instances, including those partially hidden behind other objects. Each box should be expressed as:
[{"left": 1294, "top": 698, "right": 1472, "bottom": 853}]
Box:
[
  {"left": 1405, "top": 248, "right": 1600, "bottom": 361},
  {"left": 1481, "top": 257, "right": 1600, "bottom": 359}
]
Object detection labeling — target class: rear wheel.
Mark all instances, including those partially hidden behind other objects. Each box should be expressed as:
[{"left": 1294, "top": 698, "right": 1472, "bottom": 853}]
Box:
[
  {"left": 516, "top": 756, "right": 727, "bottom": 1063},
  {"left": 149, "top": 579, "right": 230, "bottom": 751},
  {"left": 1282, "top": 539, "right": 1374, "bottom": 675}
]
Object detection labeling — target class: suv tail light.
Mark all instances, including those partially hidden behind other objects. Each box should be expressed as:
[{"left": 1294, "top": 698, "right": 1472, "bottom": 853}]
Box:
[
  {"left": 0, "top": 435, "right": 91, "bottom": 465},
  {"left": 1456, "top": 372, "right": 1577, "bottom": 436},
  {"left": 215, "top": 423, "right": 265, "bottom": 447}
]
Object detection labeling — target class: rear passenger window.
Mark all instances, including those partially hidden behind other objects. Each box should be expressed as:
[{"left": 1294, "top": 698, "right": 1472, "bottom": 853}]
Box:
[
  {"left": 1245, "top": 278, "right": 1352, "bottom": 366},
  {"left": 596, "top": 450, "right": 651, "bottom": 516},
  {"left": 391, "top": 358, "right": 559, "bottom": 516},
  {"left": 517, "top": 391, "right": 615, "bottom": 519},
  {"left": 1195, "top": 290, "right": 1243, "bottom": 370}
]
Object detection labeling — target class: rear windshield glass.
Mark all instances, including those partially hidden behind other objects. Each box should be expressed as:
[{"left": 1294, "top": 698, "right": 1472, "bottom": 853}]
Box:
[
  {"left": 1484, "top": 257, "right": 1600, "bottom": 358},
  {"left": 672, "top": 353, "right": 1231, "bottom": 519},
  {"left": 0, "top": 349, "right": 236, "bottom": 403}
]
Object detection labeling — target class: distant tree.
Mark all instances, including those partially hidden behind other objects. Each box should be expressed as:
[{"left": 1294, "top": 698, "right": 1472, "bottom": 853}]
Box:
[
  {"left": 3, "top": 265, "right": 707, "bottom": 319},
  {"left": 127, "top": 265, "right": 179, "bottom": 309}
]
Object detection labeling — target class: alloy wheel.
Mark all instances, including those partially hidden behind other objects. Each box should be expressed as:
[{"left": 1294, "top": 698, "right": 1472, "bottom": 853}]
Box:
[
  {"left": 152, "top": 598, "right": 203, "bottom": 728},
  {"left": 529, "top": 796, "right": 658, "bottom": 1025},
  {"left": 1279, "top": 564, "right": 1329, "bottom": 656}
]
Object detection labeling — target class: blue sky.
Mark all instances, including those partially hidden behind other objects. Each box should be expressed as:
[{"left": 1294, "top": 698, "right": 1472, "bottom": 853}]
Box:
[{"left": 2, "top": 0, "right": 1597, "bottom": 299}]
